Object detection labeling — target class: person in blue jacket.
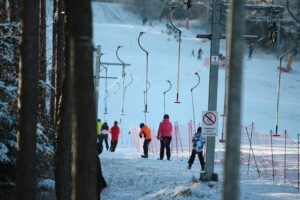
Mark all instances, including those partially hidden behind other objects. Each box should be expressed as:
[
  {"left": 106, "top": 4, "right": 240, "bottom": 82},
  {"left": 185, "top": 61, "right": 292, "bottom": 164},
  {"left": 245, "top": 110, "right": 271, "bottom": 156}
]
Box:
[{"left": 187, "top": 127, "right": 206, "bottom": 171}]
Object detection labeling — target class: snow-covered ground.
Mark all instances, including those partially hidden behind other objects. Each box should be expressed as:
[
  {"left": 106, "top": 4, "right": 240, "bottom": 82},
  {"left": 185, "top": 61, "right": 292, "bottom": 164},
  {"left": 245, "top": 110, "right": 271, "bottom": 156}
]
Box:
[
  {"left": 91, "top": 2, "right": 300, "bottom": 199},
  {"left": 100, "top": 148, "right": 299, "bottom": 200}
]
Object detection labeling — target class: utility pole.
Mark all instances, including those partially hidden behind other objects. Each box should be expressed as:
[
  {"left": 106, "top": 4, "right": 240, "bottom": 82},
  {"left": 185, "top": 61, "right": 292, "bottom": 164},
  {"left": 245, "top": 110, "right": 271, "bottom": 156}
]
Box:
[
  {"left": 223, "top": 0, "right": 245, "bottom": 199},
  {"left": 94, "top": 45, "right": 101, "bottom": 119},
  {"left": 196, "top": 0, "right": 221, "bottom": 181},
  {"left": 199, "top": 0, "right": 222, "bottom": 182}
]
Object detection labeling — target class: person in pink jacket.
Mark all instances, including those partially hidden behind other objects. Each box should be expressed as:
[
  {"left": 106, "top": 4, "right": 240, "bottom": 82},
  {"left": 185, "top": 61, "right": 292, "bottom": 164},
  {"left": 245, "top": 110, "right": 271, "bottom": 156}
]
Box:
[{"left": 157, "top": 114, "right": 173, "bottom": 160}]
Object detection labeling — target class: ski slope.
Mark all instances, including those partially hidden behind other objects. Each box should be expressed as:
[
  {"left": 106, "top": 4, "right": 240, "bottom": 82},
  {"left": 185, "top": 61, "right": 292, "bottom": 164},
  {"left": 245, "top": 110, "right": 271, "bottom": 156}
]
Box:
[
  {"left": 92, "top": 2, "right": 300, "bottom": 140},
  {"left": 92, "top": 2, "right": 300, "bottom": 200}
]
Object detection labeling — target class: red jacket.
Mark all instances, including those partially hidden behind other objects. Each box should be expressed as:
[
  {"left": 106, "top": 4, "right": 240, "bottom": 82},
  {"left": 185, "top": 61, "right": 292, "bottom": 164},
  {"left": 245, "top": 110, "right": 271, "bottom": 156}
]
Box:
[
  {"left": 110, "top": 125, "right": 120, "bottom": 142},
  {"left": 157, "top": 119, "right": 172, "bottom": 138}
]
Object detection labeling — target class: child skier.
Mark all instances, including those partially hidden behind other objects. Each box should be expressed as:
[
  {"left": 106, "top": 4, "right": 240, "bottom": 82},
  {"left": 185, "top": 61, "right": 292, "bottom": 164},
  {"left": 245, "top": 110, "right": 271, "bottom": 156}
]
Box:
[{"left": 187, "top": 127, "right": 206, "bottom": 171}]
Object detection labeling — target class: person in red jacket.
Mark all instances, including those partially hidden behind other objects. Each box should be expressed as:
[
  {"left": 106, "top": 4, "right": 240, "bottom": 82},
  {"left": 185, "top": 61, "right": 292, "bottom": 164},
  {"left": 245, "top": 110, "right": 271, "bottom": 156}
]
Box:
[
  {"left": 109, "top": 121, "right": 120, "bottom": 152},
  {"left": 157, "top": 114, "right": 173, "bottom": 160}
]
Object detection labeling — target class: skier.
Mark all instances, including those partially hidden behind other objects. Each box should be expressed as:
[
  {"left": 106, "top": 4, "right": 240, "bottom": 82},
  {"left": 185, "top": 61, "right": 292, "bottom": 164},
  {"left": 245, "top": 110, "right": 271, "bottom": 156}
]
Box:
[
  {"left": 191, "top": 49, "right": 195, "bottom": 57},
  {"left": 96, "top": 119, "right": 102, "bottom": 154},
  {"left": 156, "top": 114, "right": 173, "bottom": 160},
  {"left": 97, "top": 119, "right": 102, "bottom": 140},
  {"left": 139, "top": 123, "right": 151, "bottom": 158},
  {"left": 100, "top": 122, "right": 109, "bottom": 151},
  {"left": 142, "top": 17, "right": 147, "bottom": 26},
  {"left": 197, "top": 47, "right": 203, "bottom": 60},
  {"left": 248, "top": 45, "right": 254, "bottom": 61},
  {"left": 109, "top": 121, "right": 120, "bottom": 152},
  {"left": 187, "top": 127, "right": 206, "bottom": 171}
]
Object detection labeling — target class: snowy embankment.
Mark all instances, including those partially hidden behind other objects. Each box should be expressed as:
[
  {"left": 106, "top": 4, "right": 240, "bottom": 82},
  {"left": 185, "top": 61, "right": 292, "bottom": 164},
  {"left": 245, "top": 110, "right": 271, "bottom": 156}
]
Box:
[
  {"left": 92, "top": 2, "right": 300, "bottom": 199},
  {"left": 100, "top": 148, "right": 299, "bottom": 200}
]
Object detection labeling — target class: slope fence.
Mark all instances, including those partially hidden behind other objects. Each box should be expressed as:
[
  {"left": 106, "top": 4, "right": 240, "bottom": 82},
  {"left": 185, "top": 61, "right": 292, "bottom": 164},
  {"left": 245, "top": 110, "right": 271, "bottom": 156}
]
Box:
[{"left": 129, "top": 122, "right": 300, "bottom": 189}]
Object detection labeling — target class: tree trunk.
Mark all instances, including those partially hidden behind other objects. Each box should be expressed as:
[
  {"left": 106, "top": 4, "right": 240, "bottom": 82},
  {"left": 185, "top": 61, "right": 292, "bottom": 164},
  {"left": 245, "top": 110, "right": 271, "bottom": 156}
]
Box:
[
  {"left": 38, "top": 0, "right": 47, "bottom": 129},
  {"left": 65, "top": 0, "right": 98, "bottom": 199},
  {"left": 55, "top": 0, "right": 65, "bottom": 125},
  {"left": 9, "top": 0, "right": 20, "bottom": 22},
  {"left": 55, "top": 0, "right": 71, "bottom": 200},
  {"left": 0, "top": 0, "right": 7, "bottom": 23},
  {"left": 16, "top": 0, "right": 39, "bottom": 200},
  {"left": 50, "top": 0, "right": 57, "bottom": 125},
  {"left": 55, "top": 80, "right": 71, "bottom": 200}
]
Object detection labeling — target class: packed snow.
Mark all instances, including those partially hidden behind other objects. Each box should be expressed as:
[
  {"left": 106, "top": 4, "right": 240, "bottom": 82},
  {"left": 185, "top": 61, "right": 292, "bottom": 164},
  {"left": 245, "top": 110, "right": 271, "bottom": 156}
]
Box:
[{"left": 91, "top": 2, "right": 300, "bottom": 199}]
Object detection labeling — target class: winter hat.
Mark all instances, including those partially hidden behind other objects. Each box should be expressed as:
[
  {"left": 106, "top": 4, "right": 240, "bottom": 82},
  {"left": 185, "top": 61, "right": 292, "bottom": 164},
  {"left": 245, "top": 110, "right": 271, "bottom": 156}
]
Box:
[
  {"left": 197, "top": 127, "right": 202, "bottom": 133},
  {"left": 140, "top": 123, "right": 145, "bottom": 128}
]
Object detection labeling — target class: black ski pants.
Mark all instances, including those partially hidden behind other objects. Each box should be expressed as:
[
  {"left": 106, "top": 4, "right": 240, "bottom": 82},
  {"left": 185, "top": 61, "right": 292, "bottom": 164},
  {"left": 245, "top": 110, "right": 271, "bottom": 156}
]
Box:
[
  {"left": 160, "top": 136, "right": 172, "bottom": 160},
  {"left": 100, "top": 134, "right": 109, "bottom": 150},
  {"left": 188, "top": 150, "right": 205, "bottom": 168},
  {"left": 143, "top": 139, "right": 151, "bottom": 156}
]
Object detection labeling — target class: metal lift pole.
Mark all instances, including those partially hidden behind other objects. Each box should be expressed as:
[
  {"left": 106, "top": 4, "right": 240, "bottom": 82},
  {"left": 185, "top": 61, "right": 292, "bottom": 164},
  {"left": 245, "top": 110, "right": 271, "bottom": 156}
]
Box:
[
  {"left": 163, "top": 80, "right": 172, "bottom": 114},
  {"left": 169, "top": 5, "right": 182, "bottom": 103},
  {"left": 190, "top": 72, "right": 200, "bottom": 132}
]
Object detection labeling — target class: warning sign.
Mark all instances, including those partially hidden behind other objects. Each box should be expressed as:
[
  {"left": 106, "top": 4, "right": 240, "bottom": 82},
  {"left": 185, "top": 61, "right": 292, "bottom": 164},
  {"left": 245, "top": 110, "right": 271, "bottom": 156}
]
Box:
[
  {"left": 211, "top": 56, "right": 219, "bottom": 65},
  {"left": 202, "top": 111, "right": 218, "bottom": 137}
]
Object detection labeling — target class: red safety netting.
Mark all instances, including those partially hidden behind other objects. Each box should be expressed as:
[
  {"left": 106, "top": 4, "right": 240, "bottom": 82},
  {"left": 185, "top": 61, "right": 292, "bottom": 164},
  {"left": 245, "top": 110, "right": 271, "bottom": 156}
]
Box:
[{"left": 129, "top": 122, "right": 300, "bottom": 189}]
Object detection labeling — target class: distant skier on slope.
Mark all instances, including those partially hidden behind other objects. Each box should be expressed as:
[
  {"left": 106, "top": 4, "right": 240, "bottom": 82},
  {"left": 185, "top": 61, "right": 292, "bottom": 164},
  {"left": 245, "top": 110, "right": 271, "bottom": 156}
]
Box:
[
  {"left": 197, "top": 47, "right": 203, "bottom": 60},
  {"left": 139, "top": 123, "right": 152, "bottom": 158},
  {"left": 157, "top": 114, "right": 173, "bottom": 160},
  {"left": 187, "top": 127, "right": 206, "bottom": 171},
  {"left": 248, "top": 45, "right": 254, "bottom": 61}
]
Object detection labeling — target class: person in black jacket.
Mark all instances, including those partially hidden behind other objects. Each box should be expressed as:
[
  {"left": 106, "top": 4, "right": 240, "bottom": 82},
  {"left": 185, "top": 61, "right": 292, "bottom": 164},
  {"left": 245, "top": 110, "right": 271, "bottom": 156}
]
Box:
[{"left": 100, "top": 122, "right": 109, "bottom": 151}]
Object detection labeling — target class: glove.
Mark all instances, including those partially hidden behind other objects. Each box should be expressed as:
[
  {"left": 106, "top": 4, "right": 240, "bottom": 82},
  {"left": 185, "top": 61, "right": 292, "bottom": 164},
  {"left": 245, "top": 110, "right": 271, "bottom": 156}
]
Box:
[
  {"left": 139, "top": 134, "right": 142, "bottom": 138},
  {"left": 156, "top": 136, "right": 160, "bottom": 140}
]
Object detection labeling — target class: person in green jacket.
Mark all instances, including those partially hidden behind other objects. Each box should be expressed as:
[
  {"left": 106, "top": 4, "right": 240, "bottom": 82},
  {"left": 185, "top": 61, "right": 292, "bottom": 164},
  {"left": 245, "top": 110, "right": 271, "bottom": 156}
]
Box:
[
  {"left": 97, "top": 119, "right": 102, "bottom": 154},
  {"left": 97, "top": 119, "right": 102, "bottom": 139}
]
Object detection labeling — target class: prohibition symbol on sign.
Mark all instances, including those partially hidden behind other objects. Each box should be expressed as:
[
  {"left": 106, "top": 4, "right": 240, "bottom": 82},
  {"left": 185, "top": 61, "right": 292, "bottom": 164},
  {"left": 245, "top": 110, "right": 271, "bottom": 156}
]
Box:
[
  {"left": 202, "top": 111, "right": 218, "bottom": 136},
  {"left": 203, "top": 112, "right": 216, "bottom": 126}
]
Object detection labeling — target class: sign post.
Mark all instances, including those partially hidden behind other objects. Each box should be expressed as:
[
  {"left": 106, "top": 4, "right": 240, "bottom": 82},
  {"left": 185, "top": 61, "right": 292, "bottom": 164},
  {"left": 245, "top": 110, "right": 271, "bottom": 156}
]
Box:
[{"left": 202, "top": 111, "right": 218, "bottom": 137}]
